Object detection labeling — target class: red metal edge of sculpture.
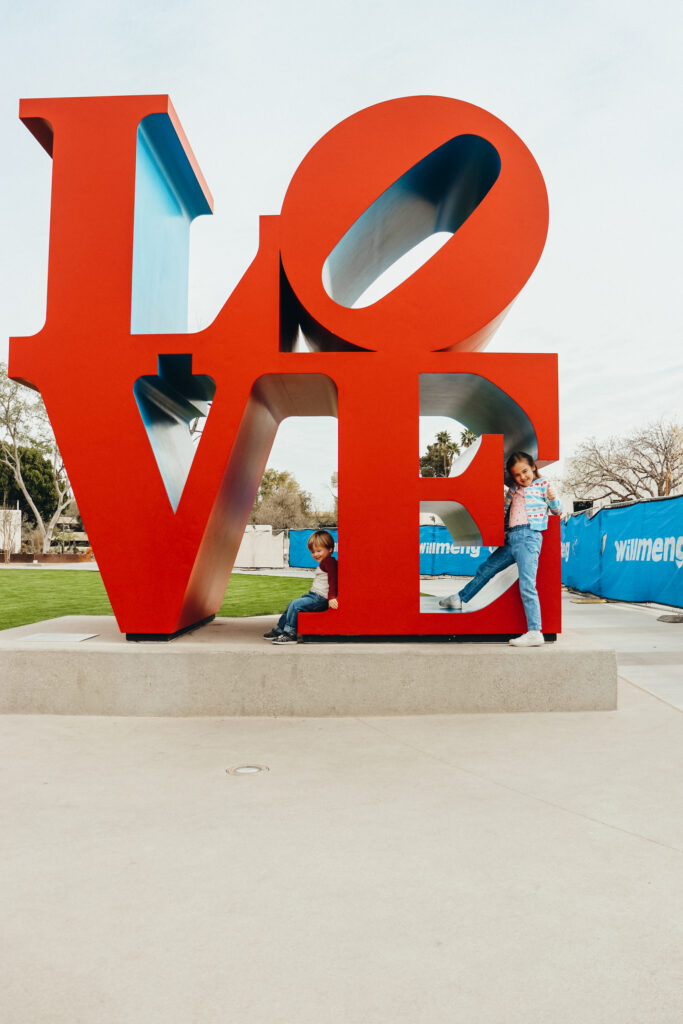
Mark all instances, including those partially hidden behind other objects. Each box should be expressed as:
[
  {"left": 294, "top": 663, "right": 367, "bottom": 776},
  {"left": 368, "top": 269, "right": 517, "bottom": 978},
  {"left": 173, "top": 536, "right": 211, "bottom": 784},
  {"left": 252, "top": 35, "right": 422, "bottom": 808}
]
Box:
[{"left": 9, "top": 94, "right": 557, "bottom": 641}]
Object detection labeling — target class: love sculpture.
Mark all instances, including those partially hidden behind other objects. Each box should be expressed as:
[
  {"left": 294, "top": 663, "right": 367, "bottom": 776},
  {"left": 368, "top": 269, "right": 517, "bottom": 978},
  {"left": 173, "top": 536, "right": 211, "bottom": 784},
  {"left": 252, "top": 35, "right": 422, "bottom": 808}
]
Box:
[{"left": 10, "top": 95, "right": 558, "bottom": 640}]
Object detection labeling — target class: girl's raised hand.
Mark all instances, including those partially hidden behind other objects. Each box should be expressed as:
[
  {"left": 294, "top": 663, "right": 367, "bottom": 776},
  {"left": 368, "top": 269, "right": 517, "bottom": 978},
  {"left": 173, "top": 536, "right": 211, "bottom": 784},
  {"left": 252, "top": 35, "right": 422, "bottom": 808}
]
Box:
[{"left": 547, "top": 484, "right": 556, "bottom": 501}]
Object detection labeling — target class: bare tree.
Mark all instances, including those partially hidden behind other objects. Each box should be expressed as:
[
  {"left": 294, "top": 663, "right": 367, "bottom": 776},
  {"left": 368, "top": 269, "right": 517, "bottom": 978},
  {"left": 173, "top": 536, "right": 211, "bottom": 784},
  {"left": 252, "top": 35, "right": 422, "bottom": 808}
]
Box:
[
  {"left": 0, "top": 504, "right": 21, "bottom": 563},
  {"left": 325, "top": 471, "right": 338, "bottom": 525},
  {"left": 564, "top": 419, "right": 683, "bottom": 504},
  {"left": 250, "top": 468, "right": 315, "bottom": 530},
  {"left": 0, "top": 362, "right": 72, "bottom": 553}
]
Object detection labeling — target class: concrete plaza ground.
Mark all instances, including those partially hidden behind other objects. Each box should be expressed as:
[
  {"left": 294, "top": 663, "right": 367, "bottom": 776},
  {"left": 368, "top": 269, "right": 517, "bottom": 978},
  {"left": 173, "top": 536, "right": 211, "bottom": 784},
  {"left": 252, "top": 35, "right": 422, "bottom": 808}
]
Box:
[{"left": 2, "top": 592, "right": 682, "bottom": 1023}]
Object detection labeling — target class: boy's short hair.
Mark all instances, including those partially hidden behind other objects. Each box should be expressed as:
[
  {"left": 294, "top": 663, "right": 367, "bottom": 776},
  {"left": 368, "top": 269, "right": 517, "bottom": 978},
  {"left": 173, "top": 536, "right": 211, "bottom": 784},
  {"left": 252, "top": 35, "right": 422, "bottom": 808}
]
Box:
[{"left": 307, "top": 529, "right": 335, "bottom": 552}]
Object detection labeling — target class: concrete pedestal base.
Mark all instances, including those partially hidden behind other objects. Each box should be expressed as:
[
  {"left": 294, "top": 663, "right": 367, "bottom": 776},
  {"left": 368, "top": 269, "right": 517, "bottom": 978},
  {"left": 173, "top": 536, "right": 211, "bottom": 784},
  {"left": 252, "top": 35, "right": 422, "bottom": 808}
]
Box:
[{"left": 0, "top": 615, "right": 617, "bottom": 716}]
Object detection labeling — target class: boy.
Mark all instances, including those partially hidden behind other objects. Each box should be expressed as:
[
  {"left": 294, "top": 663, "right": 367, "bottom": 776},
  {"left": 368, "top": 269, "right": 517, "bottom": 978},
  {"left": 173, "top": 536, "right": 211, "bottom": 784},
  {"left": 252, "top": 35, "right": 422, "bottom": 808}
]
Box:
[{"left": 265, "top": 530, "right": 338, "bottom": 644}]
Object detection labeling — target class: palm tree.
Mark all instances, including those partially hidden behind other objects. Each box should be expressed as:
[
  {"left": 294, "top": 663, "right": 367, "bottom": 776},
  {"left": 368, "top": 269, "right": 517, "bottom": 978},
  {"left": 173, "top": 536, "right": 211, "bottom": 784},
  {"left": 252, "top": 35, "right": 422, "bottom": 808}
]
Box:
[{"left": 419, "top": 431, "right": 460, "bottom": 477}]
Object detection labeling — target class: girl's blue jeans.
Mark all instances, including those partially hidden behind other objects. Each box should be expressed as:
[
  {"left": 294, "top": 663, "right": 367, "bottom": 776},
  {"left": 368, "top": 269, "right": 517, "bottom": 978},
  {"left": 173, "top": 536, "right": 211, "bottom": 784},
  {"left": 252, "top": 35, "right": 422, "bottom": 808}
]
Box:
[
  {"left": 277, "top": 591, "right": 329, "bottom": 635},
  {"left": 458, "top": 525, "right": 543, "bottom": 632}
]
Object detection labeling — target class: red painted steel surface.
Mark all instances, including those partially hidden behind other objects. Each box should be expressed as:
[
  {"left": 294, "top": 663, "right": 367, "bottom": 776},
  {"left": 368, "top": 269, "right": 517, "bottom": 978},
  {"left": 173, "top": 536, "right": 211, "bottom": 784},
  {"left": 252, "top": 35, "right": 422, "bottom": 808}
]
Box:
[{"left": 9, "top": 95, "right": 557, "bottom": 638}]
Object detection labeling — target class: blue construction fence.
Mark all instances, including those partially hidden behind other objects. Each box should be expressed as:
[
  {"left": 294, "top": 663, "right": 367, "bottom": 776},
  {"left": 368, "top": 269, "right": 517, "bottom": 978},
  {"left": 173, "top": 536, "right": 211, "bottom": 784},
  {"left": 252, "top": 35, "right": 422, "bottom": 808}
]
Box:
[
  {"left": 289, "top": 527, "right": 495, "bottom": 574},
  {"left": 561, "top": 495, "right": 683, "bottom": 607},
  {"left": 289, "top": 529, "right": 339, "bottom": 568}
]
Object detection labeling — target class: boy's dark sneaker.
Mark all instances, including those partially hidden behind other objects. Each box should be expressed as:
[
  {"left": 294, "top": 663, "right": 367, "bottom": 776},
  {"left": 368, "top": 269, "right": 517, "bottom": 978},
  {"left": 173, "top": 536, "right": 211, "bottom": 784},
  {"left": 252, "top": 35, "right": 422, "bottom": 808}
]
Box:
[
  {"left": 263, "top": 628, "right": 281, "bottom": 638},
  {"left": 272, "top": 633, "right": 297, "bottom": 644}
]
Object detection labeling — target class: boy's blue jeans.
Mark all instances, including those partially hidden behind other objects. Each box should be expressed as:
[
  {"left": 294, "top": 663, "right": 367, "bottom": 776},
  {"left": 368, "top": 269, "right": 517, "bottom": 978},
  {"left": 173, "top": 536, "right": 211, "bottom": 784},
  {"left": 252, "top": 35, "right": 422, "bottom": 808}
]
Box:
[
  {"left": 458, "top": 525, "right": 543, "bottom": 632},
  {"left": 277, "top": 591, "right": 329, "bottom": 635}
]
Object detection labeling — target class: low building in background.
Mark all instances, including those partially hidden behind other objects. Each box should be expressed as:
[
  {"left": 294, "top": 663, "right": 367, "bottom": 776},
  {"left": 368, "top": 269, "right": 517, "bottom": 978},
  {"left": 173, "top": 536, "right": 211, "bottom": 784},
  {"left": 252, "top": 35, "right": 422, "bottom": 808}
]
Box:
[
  {"left": 235, "top": 525, "right": 286, "bottom": 569},
  {"left": 53, "top": 515, "right": 90, "bottom": 552},
  {"left": 0, "top": 507, "right": 22, "bottom": 557}
]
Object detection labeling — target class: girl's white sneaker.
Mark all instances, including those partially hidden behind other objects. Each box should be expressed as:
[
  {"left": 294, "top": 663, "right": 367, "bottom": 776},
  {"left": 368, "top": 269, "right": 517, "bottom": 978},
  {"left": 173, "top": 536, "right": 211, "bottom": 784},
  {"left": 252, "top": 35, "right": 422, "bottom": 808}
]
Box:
[
  {"left": 438, "top": 594, "right": 462, "bottom": 610},
  {"left": 509, "top": 631, "right": 545, "bottom": 647}
]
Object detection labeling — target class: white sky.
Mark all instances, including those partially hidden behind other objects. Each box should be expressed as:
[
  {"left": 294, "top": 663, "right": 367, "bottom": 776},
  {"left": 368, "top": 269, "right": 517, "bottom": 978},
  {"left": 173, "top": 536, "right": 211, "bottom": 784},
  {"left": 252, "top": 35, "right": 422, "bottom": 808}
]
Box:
[{"left": 1, "top": 0, "right": 681, "bottom": 506}]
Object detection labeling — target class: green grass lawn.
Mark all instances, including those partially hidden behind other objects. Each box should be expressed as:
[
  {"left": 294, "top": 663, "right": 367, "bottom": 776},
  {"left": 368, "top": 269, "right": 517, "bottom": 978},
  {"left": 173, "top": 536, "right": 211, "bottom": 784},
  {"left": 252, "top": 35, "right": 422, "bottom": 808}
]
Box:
[{"left": 0, "top": 570, "right": 311, "bottom": 632}]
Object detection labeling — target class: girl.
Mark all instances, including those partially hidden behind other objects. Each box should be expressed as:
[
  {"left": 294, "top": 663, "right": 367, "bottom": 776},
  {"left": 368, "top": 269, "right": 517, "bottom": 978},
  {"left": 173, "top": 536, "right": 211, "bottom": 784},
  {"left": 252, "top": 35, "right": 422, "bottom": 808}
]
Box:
[{"left": 439, "top": 451, "right": 561, "bottom": 646}]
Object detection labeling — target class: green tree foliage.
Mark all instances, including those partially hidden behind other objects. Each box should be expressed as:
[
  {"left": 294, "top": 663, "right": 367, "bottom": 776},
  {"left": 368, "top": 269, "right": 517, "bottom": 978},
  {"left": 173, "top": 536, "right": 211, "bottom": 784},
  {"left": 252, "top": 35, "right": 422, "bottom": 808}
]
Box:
[
  {"left": 419, "top": 428, "right": 478, "bottom": 477},
  {"left": 459, "top": 428, "right": 478, "bottom": 449},
  {"left": 419, "top": 430, "right": 459, "bottom": 477},
  {"left": 0, "top": 446, "right": 58, "bottom": 524},
  {"left": 250, "top": 468, "right": 314, "bottom": 530}
]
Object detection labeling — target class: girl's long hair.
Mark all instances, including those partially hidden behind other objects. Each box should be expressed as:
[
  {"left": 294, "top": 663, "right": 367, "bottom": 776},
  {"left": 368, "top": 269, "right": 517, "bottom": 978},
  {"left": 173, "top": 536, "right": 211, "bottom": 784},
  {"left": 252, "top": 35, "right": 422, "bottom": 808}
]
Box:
[{"left": 505, "top": 451, "right": 539, "bottom": 485}]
